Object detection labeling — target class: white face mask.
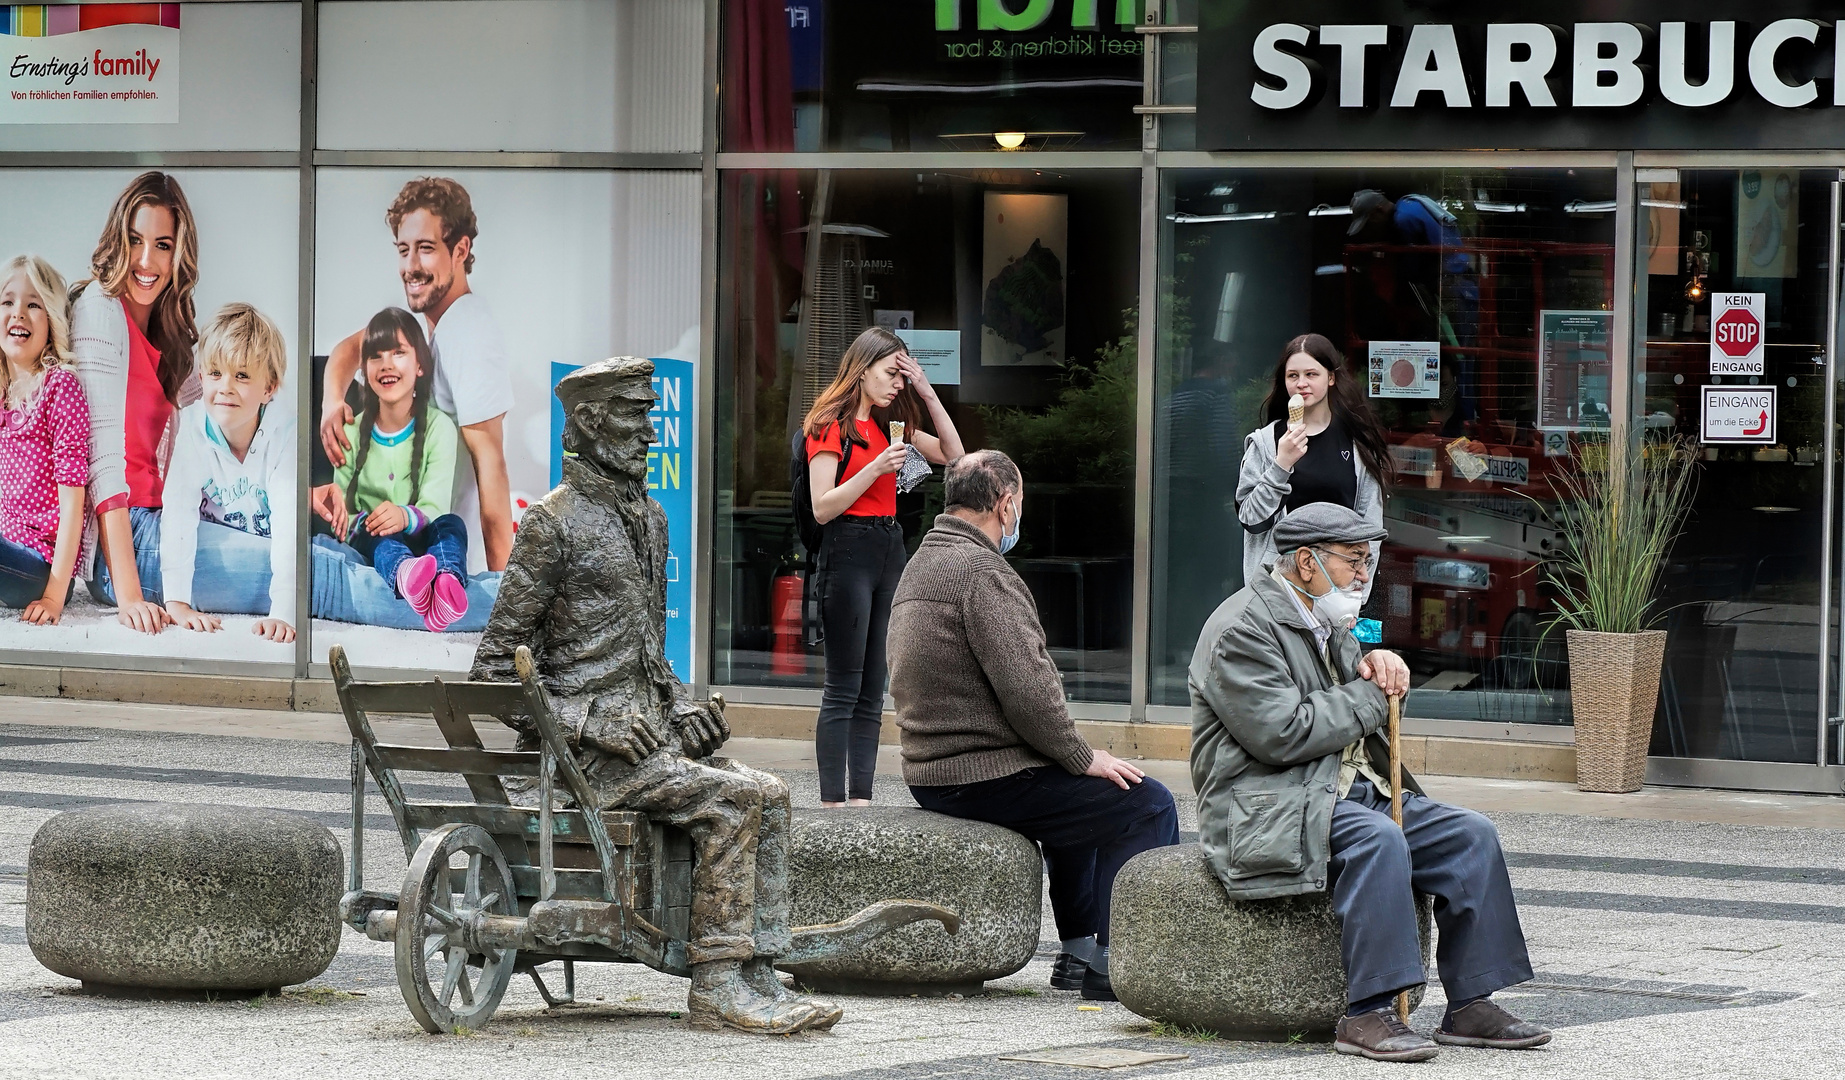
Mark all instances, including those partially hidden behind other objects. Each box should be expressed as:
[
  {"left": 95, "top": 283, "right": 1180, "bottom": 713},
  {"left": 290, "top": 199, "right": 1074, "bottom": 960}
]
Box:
[
  {"left": 1287, "top": 550, "right": 1364, "bottom": 631},
  {"left": 998, "top": 494, "right": 1022, "bottom": 555}
]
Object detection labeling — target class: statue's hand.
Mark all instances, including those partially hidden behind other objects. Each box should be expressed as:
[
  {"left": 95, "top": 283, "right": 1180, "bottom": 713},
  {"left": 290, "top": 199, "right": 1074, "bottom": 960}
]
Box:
[
  {"left": 675, "top": 695, "right": 730, "bottom": 759},
  {"left": 583, "top": 714, "right": 665, "bottom": 766}
]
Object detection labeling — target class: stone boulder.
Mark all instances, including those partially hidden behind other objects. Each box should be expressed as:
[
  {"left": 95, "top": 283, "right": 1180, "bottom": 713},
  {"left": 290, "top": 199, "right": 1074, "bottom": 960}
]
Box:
[
  {"left": 780, "top": 807, "right": 1040, "bottom": 995},
  {"left": 27, "top": 804, "right": 343, "bottom": 994},
  {"left": 1109, "top": 845, "right": 1431, "bottom": 1039}
]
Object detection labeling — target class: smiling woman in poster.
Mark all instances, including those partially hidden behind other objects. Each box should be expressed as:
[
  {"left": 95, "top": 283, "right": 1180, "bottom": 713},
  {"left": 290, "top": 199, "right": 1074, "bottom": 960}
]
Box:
[
  {"left": 70, "top": 171, "right": 203, "bottom": 635},
  {"left": 1237, "top": 333, "right": 1393, "bottom": 599}
]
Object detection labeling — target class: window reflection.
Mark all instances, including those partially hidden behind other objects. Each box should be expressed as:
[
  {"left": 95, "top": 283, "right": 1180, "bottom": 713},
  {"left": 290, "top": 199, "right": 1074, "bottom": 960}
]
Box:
[
  {"left": 722, "top": 0, "right": 1143, "bottom": 152},
  {"left": 715, "top": 169, "right": 1139, "bottom": 701},
  {"left": 1154, "top": 170, "right": 1619, "bottom": 725}
]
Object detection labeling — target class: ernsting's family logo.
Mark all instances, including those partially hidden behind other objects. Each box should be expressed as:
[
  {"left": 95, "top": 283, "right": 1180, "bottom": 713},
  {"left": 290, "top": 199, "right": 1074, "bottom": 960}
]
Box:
[
  {"left": 1, "top": 7, "right": 179, "bottom": 124},
  {"left": 9, "top": 47, "right": 161, "bottom": 86}
]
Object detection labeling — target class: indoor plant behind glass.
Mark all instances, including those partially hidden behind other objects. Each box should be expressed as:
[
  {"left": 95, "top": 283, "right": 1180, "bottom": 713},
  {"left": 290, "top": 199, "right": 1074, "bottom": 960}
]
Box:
[{"left": 1543, "top": 438, "right": 1699, "bottom": 793}]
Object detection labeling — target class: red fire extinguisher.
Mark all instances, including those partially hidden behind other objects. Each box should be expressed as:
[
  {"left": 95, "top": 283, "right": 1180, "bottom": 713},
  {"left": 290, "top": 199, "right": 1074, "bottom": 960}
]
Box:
[{"left": 771, "top": 571, "right": 806, "bottom": 676}]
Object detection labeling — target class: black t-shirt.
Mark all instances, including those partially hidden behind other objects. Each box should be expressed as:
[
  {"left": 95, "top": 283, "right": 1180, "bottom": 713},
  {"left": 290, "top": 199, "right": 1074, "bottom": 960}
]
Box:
[{"left": 1274, "top": 418, "right": 1357, "bottom": 512}]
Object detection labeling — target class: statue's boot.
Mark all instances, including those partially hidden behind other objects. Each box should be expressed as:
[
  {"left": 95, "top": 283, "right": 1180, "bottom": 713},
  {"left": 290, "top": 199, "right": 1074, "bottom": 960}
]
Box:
[
  {"left": 686, "top": 961, "right": 835, "bottom": 1035},
  {"left": 744, "top": 958, "right": 843, "bottom": 1031}
]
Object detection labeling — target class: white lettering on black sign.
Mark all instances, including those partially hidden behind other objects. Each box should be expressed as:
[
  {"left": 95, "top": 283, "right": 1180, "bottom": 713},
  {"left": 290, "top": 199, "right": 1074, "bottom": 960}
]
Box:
[{"left": 1250, "top": 20, "right": 1842, "bottom": 112}]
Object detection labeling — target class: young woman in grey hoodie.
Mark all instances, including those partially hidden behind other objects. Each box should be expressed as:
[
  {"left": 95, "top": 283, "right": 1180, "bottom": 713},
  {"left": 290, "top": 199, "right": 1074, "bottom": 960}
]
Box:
[{"left": 1236, "top": 334, "right": 1393, "bottom": 595}]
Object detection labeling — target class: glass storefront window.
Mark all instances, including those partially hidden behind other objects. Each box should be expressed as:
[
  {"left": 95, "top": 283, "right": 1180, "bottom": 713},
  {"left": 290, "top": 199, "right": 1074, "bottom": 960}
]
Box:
[
  {"left": 714, "top": 168, "right": 1139, "bottom": 701},
  {"left": 1152, "top": 168, "right": 1618, "bottom": 725},
  {"left": 721, "top": 0, "right": 1143, "bottom": 152},
  {"left": 1637, "top": 169, "right": 1831, "bottom": 764}
]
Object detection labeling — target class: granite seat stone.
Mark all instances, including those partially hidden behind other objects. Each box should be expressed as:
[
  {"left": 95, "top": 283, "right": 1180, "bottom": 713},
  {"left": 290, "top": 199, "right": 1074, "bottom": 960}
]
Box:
[
  {"left": 1109, "top": 845, "right": 1432, "bottom": 1040},
  {"left": 780, "top": 807, "right": 1039, "bottom": 995},
  {"left": 27, "top": 804, "right": 343, "bottom": 994}
]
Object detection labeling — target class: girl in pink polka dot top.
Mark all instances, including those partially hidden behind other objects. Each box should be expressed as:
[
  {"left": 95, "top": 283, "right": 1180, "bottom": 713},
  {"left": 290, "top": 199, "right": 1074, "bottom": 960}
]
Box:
[{"left": 0, "top": 254, "right": 92, "bottom": 623}]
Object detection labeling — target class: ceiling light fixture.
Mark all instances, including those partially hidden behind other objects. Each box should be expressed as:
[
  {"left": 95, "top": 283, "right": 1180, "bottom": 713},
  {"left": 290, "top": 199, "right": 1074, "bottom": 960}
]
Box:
[{"left": 994, "top": 131, "right": 1026, "bottom": 150}]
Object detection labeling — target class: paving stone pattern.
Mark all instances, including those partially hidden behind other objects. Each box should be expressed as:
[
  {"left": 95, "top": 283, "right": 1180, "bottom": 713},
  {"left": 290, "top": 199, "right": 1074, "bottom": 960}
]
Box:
[{"left": 0, "top": 720, "right": 1838, "bottom": 1079}]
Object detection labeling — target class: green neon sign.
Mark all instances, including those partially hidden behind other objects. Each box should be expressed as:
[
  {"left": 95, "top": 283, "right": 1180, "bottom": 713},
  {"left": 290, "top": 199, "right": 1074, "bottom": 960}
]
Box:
[{"left": 935, "top": 0, "right": 1139, "bottom": 33}]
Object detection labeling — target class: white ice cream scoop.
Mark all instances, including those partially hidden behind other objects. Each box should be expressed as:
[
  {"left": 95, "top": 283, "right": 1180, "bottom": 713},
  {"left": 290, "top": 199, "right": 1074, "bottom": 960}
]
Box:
[{"left": 1288, "top": 393, "right": 1305, "bottom": 426}]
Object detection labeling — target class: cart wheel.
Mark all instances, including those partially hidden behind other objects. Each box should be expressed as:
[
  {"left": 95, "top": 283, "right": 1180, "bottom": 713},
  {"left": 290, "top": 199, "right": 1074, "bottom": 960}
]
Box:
[{"left": 396, "top": 824, "right": 518, "bottom": 1034}]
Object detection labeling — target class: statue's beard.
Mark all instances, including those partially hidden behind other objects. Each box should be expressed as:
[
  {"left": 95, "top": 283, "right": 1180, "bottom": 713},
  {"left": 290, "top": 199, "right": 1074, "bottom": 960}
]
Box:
[{"left": 579, "top": 438, "right": 649, "bottom": 481}]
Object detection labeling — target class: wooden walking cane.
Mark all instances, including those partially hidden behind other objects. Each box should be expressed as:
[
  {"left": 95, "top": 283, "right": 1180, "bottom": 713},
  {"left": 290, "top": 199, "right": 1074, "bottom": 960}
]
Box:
[{"left": 1388, "top": 692, "right": 1409, "bottom": 1024}]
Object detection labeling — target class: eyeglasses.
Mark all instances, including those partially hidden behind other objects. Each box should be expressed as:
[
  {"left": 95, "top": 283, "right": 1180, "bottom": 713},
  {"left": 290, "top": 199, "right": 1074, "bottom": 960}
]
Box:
[{"left": 1313, "top": 546, "right": 1375, "bottom": 573}]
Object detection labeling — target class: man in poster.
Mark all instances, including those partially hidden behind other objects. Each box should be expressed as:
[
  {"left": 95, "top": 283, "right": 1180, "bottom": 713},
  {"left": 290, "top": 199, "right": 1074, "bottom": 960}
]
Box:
[{"left": 319, "top": 177, "right": 514, "bottom": 574}]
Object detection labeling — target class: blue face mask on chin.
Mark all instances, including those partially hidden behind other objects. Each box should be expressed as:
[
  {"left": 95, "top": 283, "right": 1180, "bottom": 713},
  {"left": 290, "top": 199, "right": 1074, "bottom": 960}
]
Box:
[{"left": 998, "top": 495, "right": 1022, "bottom": 555}]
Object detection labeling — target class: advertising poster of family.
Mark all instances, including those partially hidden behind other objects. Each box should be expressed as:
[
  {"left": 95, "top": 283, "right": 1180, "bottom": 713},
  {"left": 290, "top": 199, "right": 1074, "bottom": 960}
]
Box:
[
  {"left": 311, "top": 170, "right": 696, "bottom": 672},
  {"left": 3, "top": 161, "right": 694, "bottom": 672},
  {"left": 0, "top": 164, "right": 301, "bottom": 664}
]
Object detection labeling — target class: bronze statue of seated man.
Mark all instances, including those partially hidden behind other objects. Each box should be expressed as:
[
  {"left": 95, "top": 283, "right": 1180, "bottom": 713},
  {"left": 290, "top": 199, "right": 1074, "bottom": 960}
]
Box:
[{"left": 471, "top": 357, "right": 835, "bottom": 1034}]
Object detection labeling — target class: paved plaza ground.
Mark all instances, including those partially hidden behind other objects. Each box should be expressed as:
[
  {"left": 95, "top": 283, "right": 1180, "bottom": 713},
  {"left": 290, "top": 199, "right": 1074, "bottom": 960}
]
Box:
[{"left": 0, "top": 697, "right": 1841, "bottom": 1079}]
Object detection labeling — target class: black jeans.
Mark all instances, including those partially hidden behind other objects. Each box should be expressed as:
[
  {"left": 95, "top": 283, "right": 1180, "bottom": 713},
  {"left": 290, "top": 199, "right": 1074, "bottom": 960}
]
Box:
[
  {"left": 816, "top": 517, "right": 906, "bottom": 802},
  {"left": 912, "top": 767, "right": 1181, "bottom": 946}
]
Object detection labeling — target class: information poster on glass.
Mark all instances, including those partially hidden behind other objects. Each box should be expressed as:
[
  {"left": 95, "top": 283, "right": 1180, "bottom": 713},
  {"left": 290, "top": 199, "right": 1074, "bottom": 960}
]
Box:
[
  {"left": 1537, "top": 310, "right": 1612, "bottom": 432},
  {"left": 1367, "top": 340, "right": 1440, "bottom": 399}
]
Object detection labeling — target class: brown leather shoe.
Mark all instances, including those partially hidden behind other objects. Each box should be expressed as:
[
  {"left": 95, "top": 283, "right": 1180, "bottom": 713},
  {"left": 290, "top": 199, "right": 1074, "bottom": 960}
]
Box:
[
  {"left": 1334, "top": 1009, "right": 1440, "bottom": 1062},
  {"left": 1434, "top": 999, "right": 1552, "bottom": 1049}
]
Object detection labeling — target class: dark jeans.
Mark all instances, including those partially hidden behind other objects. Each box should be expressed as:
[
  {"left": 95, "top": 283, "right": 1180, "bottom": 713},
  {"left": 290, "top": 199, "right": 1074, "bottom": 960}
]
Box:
[
  {"left": 0, "top": 536, "right": 52, "bottom": 609},
  {"left": 88, "top": 505, "right": 163, "bottom": 605},
  {"left": 815, "top": 518, "right": 905, "bottom": 802},
  {"left": 1329, "top": 777, "right": 1533, "bottom": 1006},
  {"left": 347, "top": 513, "right": 468, "bottom": 595},
  {"left": 912, "top": 767, "right": 1181, "bottom": 946}
]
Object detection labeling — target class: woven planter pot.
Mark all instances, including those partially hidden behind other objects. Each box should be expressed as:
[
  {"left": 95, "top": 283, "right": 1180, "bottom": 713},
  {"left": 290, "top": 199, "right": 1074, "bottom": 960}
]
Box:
[{"left": 1566, "top": 629, "right": 1667, "bottom": 793}]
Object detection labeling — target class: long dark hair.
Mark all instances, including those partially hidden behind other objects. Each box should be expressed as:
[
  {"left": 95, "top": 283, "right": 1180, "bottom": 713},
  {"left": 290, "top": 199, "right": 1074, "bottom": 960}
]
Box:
[
  {"left": 1260, "top": 333, "right": 1396, "bottom": 494},
  {"left": 78, "top": 171, "right": 200, "bottom": 405},
  {"left": 801, "top": 326, "right": 922, "bottom": 447},
  {"left": 345, "top": 308, "right": 436, "bottom": 515}
]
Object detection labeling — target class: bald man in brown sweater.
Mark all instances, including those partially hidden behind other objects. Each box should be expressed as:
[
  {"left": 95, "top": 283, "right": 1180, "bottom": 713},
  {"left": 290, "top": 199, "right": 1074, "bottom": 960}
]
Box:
[{"left": 887, "top": 450, "right": 1180, "bottom": 1002}]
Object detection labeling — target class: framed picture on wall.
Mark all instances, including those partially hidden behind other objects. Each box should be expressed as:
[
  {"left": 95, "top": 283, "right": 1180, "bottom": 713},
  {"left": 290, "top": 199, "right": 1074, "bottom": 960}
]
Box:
[{"left": 981, "top": 192, "right": 1068, "bottom": 368}]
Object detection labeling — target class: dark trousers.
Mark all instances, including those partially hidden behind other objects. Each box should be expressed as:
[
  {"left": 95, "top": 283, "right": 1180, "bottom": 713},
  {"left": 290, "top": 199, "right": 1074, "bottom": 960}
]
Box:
[
  {"left": 815, "top": 518, "right": 905, "bottom": 802},
  {"left": 347, "top": 513, "right": 468, "bottom": 596},
  {"left": 0, "top": 536, "right": 52, "bottom": 609},
  {"left": 912, "top": 767, "right": 1181, "bottom": 946},
  {"left": 1330, "top": 777, "right": 1533, "bottom": 1006}
]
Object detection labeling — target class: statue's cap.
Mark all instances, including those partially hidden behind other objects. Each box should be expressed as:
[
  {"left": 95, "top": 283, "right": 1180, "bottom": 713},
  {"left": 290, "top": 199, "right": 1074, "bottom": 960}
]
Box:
[{"left": 555, "top": 356, "right": 656, "bottom": 412}]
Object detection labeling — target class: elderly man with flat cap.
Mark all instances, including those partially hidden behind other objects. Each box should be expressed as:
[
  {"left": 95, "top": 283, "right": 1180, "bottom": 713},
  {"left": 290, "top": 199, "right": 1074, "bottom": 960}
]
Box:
[
  {"left": 472, "top": 357, "right": 839, "bottom": 1034},
  {"left": 1189, "top": 502, "right": 1548, "bottom": 1063}
]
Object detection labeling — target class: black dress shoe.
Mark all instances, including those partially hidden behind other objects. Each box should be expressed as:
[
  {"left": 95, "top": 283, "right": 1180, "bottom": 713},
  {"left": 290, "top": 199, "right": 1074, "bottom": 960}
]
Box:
[
  {"left": 1079, "top": 965, "right": 1116, "bottom": 1002},
  {"left": 1051, "top": 952, "right": 1088, "bottom": 991},
  {"left": 1434, "top": 1000, "right": 1552, "bottom": 1049}
]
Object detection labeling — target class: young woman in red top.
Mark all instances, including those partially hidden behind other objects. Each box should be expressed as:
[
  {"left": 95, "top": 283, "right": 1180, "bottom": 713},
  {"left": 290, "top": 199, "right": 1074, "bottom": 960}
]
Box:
[
  {"left": 70, "top": 172, "right": 201, "bottom": 635},
  {"left": 803, "top": 326, "right": 964, "bottom": 806}
]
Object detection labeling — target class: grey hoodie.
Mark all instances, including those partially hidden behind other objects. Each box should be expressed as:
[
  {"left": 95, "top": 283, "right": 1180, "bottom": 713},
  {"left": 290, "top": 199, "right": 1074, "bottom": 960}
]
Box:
[{"left": 1235, "top": 419, "right": 1384, "bottom": 598}]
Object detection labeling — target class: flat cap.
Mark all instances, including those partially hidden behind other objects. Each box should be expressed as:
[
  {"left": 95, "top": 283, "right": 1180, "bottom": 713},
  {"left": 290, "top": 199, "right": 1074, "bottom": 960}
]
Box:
[
  {"left": 555, "top": 356, "right": 656, "bottom": 412},
  {"left": 1273, "top": 502, "right": 1387, "bottom": 552}
]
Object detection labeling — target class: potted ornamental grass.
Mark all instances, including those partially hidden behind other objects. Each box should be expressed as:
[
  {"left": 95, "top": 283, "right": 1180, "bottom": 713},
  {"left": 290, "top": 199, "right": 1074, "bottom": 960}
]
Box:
[{"left": 1543, "top": 437, "right": 1698, "bottom": 793}]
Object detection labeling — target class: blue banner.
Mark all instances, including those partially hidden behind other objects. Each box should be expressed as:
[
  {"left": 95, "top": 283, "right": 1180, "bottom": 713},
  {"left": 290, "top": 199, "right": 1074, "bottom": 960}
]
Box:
[{"left": 551, "top": 358, "right": 694, "bottom": 681}]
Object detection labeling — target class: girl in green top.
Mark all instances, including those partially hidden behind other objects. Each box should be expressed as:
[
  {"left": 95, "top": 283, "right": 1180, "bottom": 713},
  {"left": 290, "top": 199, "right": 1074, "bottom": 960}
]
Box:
[{"left": 309, "top": 308, "right": 469, "bottom": 631}]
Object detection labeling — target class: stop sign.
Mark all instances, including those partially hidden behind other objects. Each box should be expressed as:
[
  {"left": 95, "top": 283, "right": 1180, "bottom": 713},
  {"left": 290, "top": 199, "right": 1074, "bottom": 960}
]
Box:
[
  {"left": 1714, "top": 307, "right": 1759, "bottom": 357},
  {"left": 1710, "top": 292, "right": 1766, "bottom": 375}
]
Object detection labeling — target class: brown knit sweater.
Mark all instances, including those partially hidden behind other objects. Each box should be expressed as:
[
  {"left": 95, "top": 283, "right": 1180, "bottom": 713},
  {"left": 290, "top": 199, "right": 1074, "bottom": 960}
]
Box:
[{"left": 887, "top": 514, "right": 1096, "bottom": 786}]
